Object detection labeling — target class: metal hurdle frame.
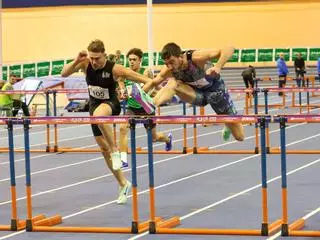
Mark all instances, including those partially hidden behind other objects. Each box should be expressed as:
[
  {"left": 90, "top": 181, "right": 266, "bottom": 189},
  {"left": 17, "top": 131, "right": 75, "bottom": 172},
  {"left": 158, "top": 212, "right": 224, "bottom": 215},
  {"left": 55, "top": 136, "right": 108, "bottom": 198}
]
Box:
[
  {"left": 49, "top": 90, "right": 189, "bottom": 154},
  {"left": 270, "top": 113, "right": 320, "bottom": 154},
  {"left": 0, "top": 90, "right": 52, "bottom": 153},
  {"left": 144, "top": 115, "right": 283, "bottom": 236},
  {"left": 0, "top": 88, "right": 190, "bottom": 154},
  {"left": 275, "top": 115, "right": 320, "bottom": 237},
  {"left": 19, "top": 116, "right": 170, "bottom": 234},
  {"left": 185, "top": 90, "right": 261, "bottom": 155},
  {"left": 238, "top": 87, "right": 320, "bottom": 155},
  {"left": 243, "top": 77, "right": 320, "bottom": 115},
  {"left": 0, "top": 88, "right": 269, "bottom": 155},
  {"left": 0, "top": 118, "right": 50, "bottom": 231},
  {"left": 309, "top": 75, "right": 320, "bottom": 98}
]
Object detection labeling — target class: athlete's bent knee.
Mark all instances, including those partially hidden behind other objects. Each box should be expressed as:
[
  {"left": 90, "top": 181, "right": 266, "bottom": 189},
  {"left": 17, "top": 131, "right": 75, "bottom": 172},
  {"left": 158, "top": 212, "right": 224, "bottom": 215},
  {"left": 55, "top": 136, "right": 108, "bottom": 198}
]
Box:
[{"left": 166, "top": 78, "right": 178, "bottom": 89}]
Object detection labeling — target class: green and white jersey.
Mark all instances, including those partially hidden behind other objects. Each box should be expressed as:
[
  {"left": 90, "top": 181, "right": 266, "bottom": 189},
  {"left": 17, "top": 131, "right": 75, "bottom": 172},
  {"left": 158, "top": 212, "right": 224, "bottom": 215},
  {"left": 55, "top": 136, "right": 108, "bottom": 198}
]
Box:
[{"left": 125, "top": 67, "right": 146, "bottom": 109}]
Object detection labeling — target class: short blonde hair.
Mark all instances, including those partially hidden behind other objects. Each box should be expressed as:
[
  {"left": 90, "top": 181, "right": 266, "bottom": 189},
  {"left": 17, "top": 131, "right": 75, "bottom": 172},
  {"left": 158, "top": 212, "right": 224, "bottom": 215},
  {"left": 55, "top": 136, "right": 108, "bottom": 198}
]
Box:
[{"left": 87, "top": 39, "right": 105, "bottom": 53}]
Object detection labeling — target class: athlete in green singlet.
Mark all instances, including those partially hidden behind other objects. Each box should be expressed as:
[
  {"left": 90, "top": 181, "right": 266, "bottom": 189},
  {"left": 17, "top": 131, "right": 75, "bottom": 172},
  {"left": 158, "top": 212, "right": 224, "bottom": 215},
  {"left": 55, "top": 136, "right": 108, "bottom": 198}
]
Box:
[{"left": 118, "top": 48, "right": 172, "bottom": 166}]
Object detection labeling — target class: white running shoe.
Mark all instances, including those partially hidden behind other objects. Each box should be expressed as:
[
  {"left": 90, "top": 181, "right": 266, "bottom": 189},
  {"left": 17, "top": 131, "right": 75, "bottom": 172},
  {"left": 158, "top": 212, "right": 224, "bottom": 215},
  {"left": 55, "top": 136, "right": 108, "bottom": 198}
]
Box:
[
  {"left": 117, "top": 181, "right": 132, "bottom": 204},
  {"left": 111, "top": 151, "right": 121, "bottom": 170}
]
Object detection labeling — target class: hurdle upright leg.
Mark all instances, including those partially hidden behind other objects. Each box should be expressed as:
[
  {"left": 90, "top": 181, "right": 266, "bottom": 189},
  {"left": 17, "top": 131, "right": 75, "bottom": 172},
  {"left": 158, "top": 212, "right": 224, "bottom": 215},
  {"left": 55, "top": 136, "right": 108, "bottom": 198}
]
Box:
[
  {"left": 278, "top": 117, "right": 305, "bottom": 236},
  {"left": 182, "top": 103, "right": 188, "bottom": 153},
  {"left": 151, "top": 116, "right": 280, "bottom": 236},
  {"left": 144, "top": 119, "right": 180, "bottom": 234},
  {"left": 254, "top": 90, "right": 260, "bottom": 153},
  {"left": 53, "top": 91, "right": 58, "bottom": 152},
  {"left": 129, "top": 118, "right": 159, "bottom": 233},
  {"left": 1, "top": 120, "right": 19, "bottom": 231},
  {"left": 45, "top": 92, "right": 51, "bottom": 152},
  {"left": 23, "top": 119, "right": 62, "bottom": 232},
  {"left": 259, "top": 117, "right": 282, "bottom": 235}
]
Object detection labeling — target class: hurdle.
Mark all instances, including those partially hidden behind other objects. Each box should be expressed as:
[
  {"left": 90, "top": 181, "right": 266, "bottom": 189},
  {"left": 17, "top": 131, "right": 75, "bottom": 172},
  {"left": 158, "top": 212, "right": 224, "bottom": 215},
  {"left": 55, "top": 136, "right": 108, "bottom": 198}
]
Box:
[
  {"left": 19, "top": 116, "right": 169, "bottom": 233},
  {"left": 0, "top": 89, "right": 56, "bottom": 153},
  {"left": 275, "top": 115, "right": 320, "bottom": 237},
  {"left": 270, "top": 114, "right": 320, "bottom": 154},
  {"left": 309, "top": 75, "right": 320, "bottom": 98},
  {"left": 186, "top": 89, "right": 260, "bottom": 154},
  {"left": 291, "top": 78, "right": 320, "bottom": 111},
  {"left": 0, "top": 118, "right": 50, "bottom": 231},
  {"left": 243, "top": 77, "right": 307, "bottom": 113},
  {"left": 144, "top": 115, "right": 282, "bottom": 236},
  {"left": 50, "top": 90, "right": 189, "bottom": 154},
  {"left": 243, "top": 81, "right": 320, "bottom": 115}
]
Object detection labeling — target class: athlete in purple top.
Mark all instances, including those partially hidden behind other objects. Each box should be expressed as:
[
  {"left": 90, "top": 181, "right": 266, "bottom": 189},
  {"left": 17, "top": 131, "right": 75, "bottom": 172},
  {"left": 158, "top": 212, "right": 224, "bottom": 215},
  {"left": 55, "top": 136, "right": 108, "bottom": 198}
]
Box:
[{"left": 131, "top": 42, "right": 244, "bottom": 142}]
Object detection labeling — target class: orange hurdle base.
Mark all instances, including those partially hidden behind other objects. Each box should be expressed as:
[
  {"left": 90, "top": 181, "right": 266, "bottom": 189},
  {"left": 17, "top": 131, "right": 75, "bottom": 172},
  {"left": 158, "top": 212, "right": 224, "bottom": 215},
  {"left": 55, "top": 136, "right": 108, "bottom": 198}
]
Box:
[
  {"left": 188, "top": 147, "right": 259, "bottom": 154},
  {"left": 32, "top": 226, "right": 133, "bottom": 233},
  {"left": 156, "top": 228, "right": 262, "bottom": 235},
  {"left": 282, "top": 218, "right": 320, "bottom": 237},
  {"left": 149, "top": 216, "right": 181, "bottom": 234},
  {"left": 290, "top": 231, "right": 320, "bottom": 237},
  {"left": 0, "top": 225, "right": 11, "bottom": 231},
  {"left": 31, "top": 217, "right": 163, "bottom": 233},
  {"left": 267, "top": 219, "right": 283, "bottom": 235},
  {"left": 26, "top": 215, "right": 62, "bottom": 231},
  {"left": 0, "top": 214, "right": 47, "bottom": 231},
  {"left": 154, "top": 219, "right": 281, "bottom": 236},
  {"left": 269, "top": 147, "right": 320, "bottom": 154},
  {"left": 0, "top": 148, "right": 50, "bottom": 153}
]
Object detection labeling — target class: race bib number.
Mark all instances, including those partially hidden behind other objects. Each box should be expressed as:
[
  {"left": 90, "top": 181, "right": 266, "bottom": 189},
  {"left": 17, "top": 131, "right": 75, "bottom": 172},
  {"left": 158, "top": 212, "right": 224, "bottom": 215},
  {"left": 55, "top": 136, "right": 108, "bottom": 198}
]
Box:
[{"left": 88, "top": 85, "right": 110, "bottom": 99}]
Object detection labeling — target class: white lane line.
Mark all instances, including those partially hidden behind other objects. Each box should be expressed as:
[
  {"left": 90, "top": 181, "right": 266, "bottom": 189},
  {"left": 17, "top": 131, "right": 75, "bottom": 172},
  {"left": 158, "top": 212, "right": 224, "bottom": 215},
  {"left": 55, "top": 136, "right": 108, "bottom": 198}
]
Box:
[{"left": 0, "top": 157, "right": 102, "bottom": 185}]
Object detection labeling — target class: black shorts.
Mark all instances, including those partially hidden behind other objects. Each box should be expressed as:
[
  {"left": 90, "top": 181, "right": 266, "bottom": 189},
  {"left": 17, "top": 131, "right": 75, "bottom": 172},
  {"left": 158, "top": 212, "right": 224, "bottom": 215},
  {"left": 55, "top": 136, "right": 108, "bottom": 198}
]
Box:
[
  {"left": 126, "top": 107, "right": 156, "bottom": 129},
  {"left": 89, "top": 99, "right": 121, "bottom": 136}
]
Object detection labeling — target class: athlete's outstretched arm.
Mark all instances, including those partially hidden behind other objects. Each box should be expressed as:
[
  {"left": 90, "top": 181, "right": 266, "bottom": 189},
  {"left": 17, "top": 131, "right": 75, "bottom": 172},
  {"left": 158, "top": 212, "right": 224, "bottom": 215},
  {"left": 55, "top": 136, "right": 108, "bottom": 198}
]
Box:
[
  {"left": 113, "top": 64, "right": 152, "bottom": 85},
  {"left": 193, "top": 46, "right": 234, "bottom": 75},
  {"left": 142, "top": 66, "right": 172, "bottom": 92},
  {"left": 61, "top": 50, "right": 88, "bottom": 77}
]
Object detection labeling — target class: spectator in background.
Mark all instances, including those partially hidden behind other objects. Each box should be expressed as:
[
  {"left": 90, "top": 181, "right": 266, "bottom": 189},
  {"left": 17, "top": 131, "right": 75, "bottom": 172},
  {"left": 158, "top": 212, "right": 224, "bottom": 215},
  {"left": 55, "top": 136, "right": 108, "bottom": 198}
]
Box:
[
  {"left": 276, "top": 53, "right": 289, "bottom": 96},
  {"left": 0, "top": 75, "right": 30, "bottom": 116},
  {"left": 294, "top": 52, "right": 306, "bottom": 87},
  {"left": 108, "top": 54, "right": 117, "bottom": 63},
  {"left": 115, "top": 50, "right": 124, "bottom": 65},
  {"left": 0, "top": 79, "right": 13, "bottom": 114},
  {"left": 241, "top": 65, "right": 256, "bottom": 89}
]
